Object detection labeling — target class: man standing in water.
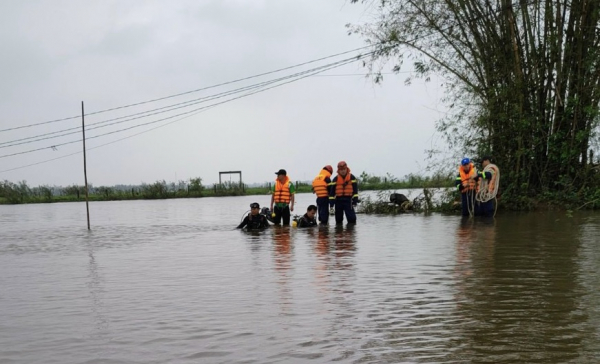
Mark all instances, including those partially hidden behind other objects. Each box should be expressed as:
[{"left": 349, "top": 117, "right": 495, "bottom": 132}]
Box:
[
  {"left": 311, "top": 165, "right": 333, "bottom": 225},
  {"left": 270, "top": 169, "right": 295, "bottom": 225},
  {"left": 329, "top": 161, "right": 359, "bottom": 225},
  {"left": 455, "top": 158, "right": 478, "bottom": 216},
  {"left": 476, "top": 155, "right": 500, "bottom": 217}
]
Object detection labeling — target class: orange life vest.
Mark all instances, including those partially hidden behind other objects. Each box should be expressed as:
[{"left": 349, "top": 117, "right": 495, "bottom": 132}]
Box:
[
  {"left": 274, "top": 177, "right": 291, "bottom": 203},
  {"left": 335, "top": 169, "right": 354, "bottom": 197},
  {"left": 458, "top": 163, "right": 478, "bottom": 193},
  {"left": 312, "top": 170, "right": 331, "bottom": 198}
]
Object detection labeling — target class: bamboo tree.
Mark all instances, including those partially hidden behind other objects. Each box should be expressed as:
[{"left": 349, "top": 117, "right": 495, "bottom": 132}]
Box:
[{"left": 350, "top": 0, "right": 600, "bottom": 203}]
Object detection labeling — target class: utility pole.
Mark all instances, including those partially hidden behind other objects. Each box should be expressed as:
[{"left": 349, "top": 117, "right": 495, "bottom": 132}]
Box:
[{"left": 81, "top": 101, "right": 91, "bottom": 230}]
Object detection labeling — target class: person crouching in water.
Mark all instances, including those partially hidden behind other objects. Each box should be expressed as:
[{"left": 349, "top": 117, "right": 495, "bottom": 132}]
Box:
[
  {"left": 298, "top": 205, "right": 318, "bottom": 228},
  {"left": 237, "top": 202, "right": 270, "bottom": 230},
  {"left": 455, "top": 158, "right": 479, "bottom": 216},
  {"left": 329, "top": 161, "right": 359, "bottom": 225}
]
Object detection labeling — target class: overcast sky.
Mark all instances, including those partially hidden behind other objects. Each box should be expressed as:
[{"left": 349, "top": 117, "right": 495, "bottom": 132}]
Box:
[{"left": 0, "top": 0, "right": 447, "bottom": 187}]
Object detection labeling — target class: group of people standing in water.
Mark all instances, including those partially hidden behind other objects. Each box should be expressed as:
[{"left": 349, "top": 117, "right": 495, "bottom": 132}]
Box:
[
  {"left": 455, "top": 155, "right": 500, "bottom": 217},
  {"left": 237, "top": 161, "right": 359, "bottom": 230},
  {"left": 237, "top": 156, "right": 500, "bottom": 230}
]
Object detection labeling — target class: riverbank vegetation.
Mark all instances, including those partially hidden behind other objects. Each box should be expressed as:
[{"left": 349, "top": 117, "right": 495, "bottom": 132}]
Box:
[
  {"left": 0, "top": 172, "right": 453, "bottom": 206},
  {"left": 349, "top": 0, "right": 600, "bottom": 211}
]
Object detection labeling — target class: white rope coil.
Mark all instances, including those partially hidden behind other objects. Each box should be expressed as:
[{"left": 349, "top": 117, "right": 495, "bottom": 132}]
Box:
[{"left": 476, "top": 164, "right": 499, "bottom": 203}]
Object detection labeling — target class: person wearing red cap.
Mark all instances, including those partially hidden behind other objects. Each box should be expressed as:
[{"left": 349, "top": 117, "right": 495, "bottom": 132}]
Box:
[
  {"left": 311, "top": 165, "right": 333, "bottom": 225},
  {"left": 270, "top": 169, "right": 296, "bottom": 225},
  {"left": 328, "top": 161, "right": 359, "bottom": 224}
]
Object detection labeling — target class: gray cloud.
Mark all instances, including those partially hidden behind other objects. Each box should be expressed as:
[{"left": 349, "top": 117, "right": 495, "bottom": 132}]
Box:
[{"left": 0, "top": 0, "right": 446, "bottom": 187}]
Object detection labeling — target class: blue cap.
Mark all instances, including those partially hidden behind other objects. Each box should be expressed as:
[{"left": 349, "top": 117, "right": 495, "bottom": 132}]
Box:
[{"left": 461, "top": 158, "right": 470, "bottom": 166}]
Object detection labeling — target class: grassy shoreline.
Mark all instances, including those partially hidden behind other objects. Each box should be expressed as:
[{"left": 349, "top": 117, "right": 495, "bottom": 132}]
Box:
[{"left": 0, "top": 182, "right": 447, "bottom": 205}]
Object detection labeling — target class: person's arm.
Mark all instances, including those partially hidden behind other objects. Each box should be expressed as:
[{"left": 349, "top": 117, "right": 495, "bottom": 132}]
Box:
[
  {"left": 328, "top": 177, "right": 337, "bottom": 207},
  {"left": 236, "top": 216, "right": 249, "bottom": 229},
  {"left": 270, "top": 190, "right": 275, "bottom": 211},
  {"left": 289, "top": 182, "right": 295, "bottom": 212},
  {"left": 261, "top": 215, "right": 270, "bottom": 228},
  {"left": 351, "top": 174, "right": 359, "bottom": 206},
  {"left": 455, "top": 173, "right": 463, "bottom": 191},
  {"left": 478, "top": 170, "right": 493, "bottom": 180},
  {"left": 297, "top": 217, "right": 306, "bottom": 228}
]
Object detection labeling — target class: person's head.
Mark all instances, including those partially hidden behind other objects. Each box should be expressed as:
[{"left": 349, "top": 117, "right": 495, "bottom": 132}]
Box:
[
  {"left": 337, "top": 161, "right": 348, "bottom": 176},
  {"left": 480, "top": 155, "right": 492, "bottom": 168},
  {"left": 250, "top": 202, "right": 260, "bottom": 215},
  {"left": 323, "top": 165, "right": 333, "bottom": 174},
  {"left": 306, "top": 205, "right": 317, "bottom": 218},
  {"left": 461, "top": 158, "right": 471, "bottom": 171},
  {"left": 275, "top": 169, "right": 287, "bottom": 182}
]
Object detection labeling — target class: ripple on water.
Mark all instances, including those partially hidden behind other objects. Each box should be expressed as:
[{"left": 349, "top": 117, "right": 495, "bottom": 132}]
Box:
[{"left": 1, "top": 200, "right": 600, "bottom": 363}]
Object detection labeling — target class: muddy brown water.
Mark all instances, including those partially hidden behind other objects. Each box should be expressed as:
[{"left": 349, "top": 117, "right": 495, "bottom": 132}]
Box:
[{"left": 1, "top": 193, "right": 599, "bottom": 363}]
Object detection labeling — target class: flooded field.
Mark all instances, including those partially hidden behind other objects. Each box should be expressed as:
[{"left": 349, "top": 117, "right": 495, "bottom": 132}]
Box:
[{"left": 1, "top": 193, "right": 599, "bottom": 363}]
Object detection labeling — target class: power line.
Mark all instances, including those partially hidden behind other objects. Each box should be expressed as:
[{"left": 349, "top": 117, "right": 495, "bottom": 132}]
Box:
[
  {"left": 0, "top": 0, "right": 535, "bottom": 136},
  {"left": 0, "top": 44, "right": 376, "bottom": 134},
  {"left": 0, "top": 106, "right": 220, "bottom": 174},
  {"left": 0, "top": 57, "right": 363, "bottom": 149},
  {"left": 0, "top": 1, "right": 533, "bottom": 172},
  {"left": 0, "top": 54, "right": 369, "bottom": 160}
]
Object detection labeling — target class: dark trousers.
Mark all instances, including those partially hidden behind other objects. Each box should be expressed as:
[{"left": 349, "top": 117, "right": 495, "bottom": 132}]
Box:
[
  {"left": 316, "top": 197, "right": 329, "bottom": 225},
  {"left": 273, "top": 205, "right": 291, "bottom": 225},
  {"left": 477, "top": 199, "right": 495, "bottom": 217},
  {"left": 335, "top": 198, "right": 356, "bottom": 225}
]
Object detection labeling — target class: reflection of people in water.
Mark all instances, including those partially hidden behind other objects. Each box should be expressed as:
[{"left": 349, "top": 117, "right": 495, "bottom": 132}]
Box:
[
  {"left": 271, "top": 227, "right": 293, "bottom": 314},
  {"left": 455, "top": 218, "right": 497, "bottom": 282},
  {"left": 312, "top": 225, "right": 357, "bottom": 273},
  {"left": 332, "top": 225, "right": 356, "bottom": 270},
  {"left": 272, "top": 227, "right": 293, "bottom": 270}
]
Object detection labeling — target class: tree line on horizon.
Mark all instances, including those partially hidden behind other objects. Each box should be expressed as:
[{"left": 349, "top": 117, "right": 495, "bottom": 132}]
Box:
[{"left": 0, "top": 172, "right": 452, "bottom": 205}]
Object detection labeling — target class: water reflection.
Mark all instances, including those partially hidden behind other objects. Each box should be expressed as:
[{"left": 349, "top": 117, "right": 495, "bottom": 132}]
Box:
[
  {"left": 271, "top": 227, "right": 294, "bottom": 314},
  {"left": 310, "top": 226, "right": 357, "bottom": 299},
  {"left": 3, "top": 199, "right": 600, "bottom": 364},
  {"left": 454, "top": 217, "right": 496, "bottom": 292},
  {"left": 453, "top": 214, "right": 592, "bottom": 362},
  {"left": 85, "top": 234, "right": 108, "bottom": 337}
]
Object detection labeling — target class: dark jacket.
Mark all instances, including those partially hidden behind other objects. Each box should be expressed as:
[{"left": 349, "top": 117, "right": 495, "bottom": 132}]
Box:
[
  {"left": 237, "top": 213, "right": 270, "bottom": 230},
  {"left": 297, "top": 213, "right": 317, "bottom": 228},
  {"left": 329, "top": 173, "right": 359, "bottom": 205}
]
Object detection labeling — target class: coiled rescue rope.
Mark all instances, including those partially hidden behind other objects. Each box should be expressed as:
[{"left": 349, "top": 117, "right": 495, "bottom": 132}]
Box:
[{"left": 476, "top": 164, "right": 500, "bottom": 203}]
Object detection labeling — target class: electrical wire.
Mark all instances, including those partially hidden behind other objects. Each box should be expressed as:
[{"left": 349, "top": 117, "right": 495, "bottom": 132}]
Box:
[
  {"left": 0, "top": 56, "right": 364, "bottom": 149},
  {"left": 0, "top": 104, "right": 220, "bottom": 174},
  {"left": 0, "top": 54, "right": 369, "bottom": 160},
  {"left": 0, "top": 45, "right": 376, "bottom": 133},
  {"left": 0, "top": 1, "right": 535, "bottom": 171}
]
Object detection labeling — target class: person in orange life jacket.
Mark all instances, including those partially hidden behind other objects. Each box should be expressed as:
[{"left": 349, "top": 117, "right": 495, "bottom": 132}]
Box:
[
  {"left": 454, "top": 157, "right": 489, "bottom": 216},
  {"left": 298, "top": 205, "right": 318, "bottom": 228},
  {"left": 311, "top": 165, "right": 333, "bottom": 225},
  {"left": 328, "top": 161, "right": 359, "bottom": 225},
  {"left": 237, "top": 202, "right": 270, "bottom": 230},
  {"left": 270, "top": 169, "right": 296, "bottom": 225},
  {"left": 477, "top": 155, "right": 498, "bottom": 217}
]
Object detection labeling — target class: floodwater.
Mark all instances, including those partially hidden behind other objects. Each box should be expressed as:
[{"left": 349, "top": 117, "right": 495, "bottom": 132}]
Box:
[{"left": 1, "top": 192, "right": 599, "bottom": 363}]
